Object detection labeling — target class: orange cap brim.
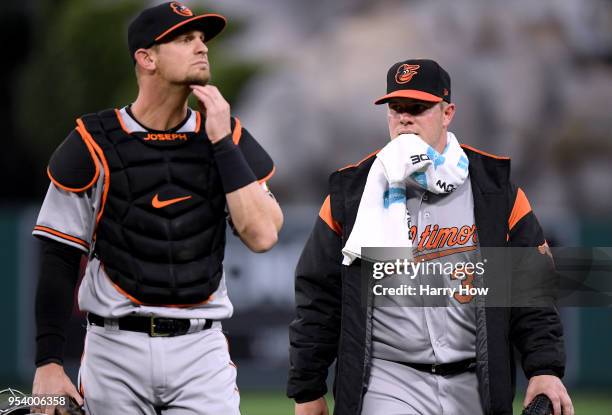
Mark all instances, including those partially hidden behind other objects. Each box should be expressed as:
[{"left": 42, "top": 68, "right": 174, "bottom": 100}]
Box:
[
  {"left": 155, "top": 14, "right": 227, "bottom": 43},
  {"left": 374, "top": 90, "right": 443, "bottom": 105}
]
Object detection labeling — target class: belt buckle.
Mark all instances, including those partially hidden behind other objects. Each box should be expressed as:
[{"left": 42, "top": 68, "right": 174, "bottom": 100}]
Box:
[
  {"left": 431, "top": 364, "right": 438, "bottom": 374},
  {"left": 150, "top": 317, "right": 171, "bottom": 337}
]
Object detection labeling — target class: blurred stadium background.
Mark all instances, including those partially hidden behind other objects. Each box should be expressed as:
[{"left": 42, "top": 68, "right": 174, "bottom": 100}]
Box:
[{"left": 1, "top": 0, "right": 611, "bottom": 413}]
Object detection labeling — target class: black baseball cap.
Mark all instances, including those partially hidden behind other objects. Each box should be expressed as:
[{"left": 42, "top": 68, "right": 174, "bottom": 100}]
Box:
[
  {"left": 128, "top": 1, "right": 226, "bottom": 59},
  {"left": 374, "top": 59, "right": 451, "bottom": 105}
]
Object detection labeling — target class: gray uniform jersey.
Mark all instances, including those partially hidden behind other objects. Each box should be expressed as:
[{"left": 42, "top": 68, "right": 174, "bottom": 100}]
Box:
[
  {"left": 33, "top": 107, "right": 239, "bottom": 320},
  {"left": 371, "top": 176, "right": 480, "bottom": 364}
]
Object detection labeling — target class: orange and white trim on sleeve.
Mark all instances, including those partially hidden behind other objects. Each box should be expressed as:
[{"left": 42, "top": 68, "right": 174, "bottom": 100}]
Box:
[
  {"left": 319, "top": 195, "right": 342, "bottom": 235},
  {"left": 33, "top": 225, "right": 90, "bottom": 252},
  {"left": 508, "top": 188, "right": 532, "bottom": 231}
]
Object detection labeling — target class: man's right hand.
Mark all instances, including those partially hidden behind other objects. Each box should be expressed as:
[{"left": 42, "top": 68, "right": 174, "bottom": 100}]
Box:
[
  {"left": 32, "top": 362, "right": 83, "bottom": 414},
  {"left": 295, "top": 397, "right": 329, "bottom": 415}
]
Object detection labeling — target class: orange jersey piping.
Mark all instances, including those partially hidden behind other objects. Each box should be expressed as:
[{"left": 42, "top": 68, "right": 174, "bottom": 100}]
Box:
[{"left": 34, "top": 225, "right": 90, "bottom": 250}]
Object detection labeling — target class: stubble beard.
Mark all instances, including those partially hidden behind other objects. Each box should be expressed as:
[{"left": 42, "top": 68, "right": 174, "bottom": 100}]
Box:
[{"left": 184, "top": 68, "right": 211, "bottom": 86}]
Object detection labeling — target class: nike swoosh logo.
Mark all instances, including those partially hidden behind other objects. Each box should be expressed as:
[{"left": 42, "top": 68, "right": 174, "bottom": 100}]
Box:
[{"left": 152, "top": 194, "right": 192, "bottom": 208}]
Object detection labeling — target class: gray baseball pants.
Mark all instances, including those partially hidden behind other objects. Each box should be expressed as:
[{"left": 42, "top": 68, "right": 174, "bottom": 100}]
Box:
[
  {"left": 78, "top": 322, "right": 239, "bottom": 414},
  {"left": 361, "top": 357, "right": 484, "bottom": 415}
]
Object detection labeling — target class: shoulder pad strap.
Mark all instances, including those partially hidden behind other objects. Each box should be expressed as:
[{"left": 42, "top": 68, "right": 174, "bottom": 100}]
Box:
[
  {"left": 232, "top": 117, "right": 275, "bottom": 182},
  {"left": 98, "top": 108, "right": 123, "bottom": 132},
  {"left": 80, "top": 108, "right": 122, "bottom": 134},
  {"left": 48, "top": 128, "right": 100, "bottom": 192}
]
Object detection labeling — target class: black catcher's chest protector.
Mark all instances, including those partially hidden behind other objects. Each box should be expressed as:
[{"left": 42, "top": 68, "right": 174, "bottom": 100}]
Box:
[{"left": 81, "top": 109, "right": 226, "bottom": 305}]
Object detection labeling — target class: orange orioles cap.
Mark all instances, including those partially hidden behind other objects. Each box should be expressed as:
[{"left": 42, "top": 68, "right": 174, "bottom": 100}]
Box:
[
  {"left": 374, "top": 59, "right": 451, "bottom": 105},
  {"left": 128, "top": 2, "right": 226, "bottom": 60}
]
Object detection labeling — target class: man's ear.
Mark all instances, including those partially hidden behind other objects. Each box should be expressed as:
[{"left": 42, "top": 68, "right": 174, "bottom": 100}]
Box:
[
  {"left": 443, "top": 102, "right": 456, "bottom": 127},
  {"left": 134, "top": 48, "right": 156, "bottom": 72}
]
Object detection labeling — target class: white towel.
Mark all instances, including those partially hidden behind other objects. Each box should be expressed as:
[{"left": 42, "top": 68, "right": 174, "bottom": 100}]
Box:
[{"left": 341, "top": 132, "right": 469, "bottom": 265}]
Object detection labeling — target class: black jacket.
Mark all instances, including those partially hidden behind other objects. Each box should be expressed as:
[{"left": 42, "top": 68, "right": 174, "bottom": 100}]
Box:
[{"left": 287, "top": 145, "right": 565, "bottom": 415}]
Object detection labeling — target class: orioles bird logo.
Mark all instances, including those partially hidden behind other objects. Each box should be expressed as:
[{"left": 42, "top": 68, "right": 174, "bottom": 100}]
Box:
[
  {"left": 395, "top": 64, "right": 420, "bottom": 84},
  {"left": 170, "top": 2, "right": 194, "bottom": 17}
]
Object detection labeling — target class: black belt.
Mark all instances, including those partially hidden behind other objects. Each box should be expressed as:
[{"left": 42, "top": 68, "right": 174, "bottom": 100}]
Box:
[
  {"left": 399, "top": 358, "right": 476, "bottom": 376},
  {"left": 87, "top": 313, "right": 213, "bottom": 337}
]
